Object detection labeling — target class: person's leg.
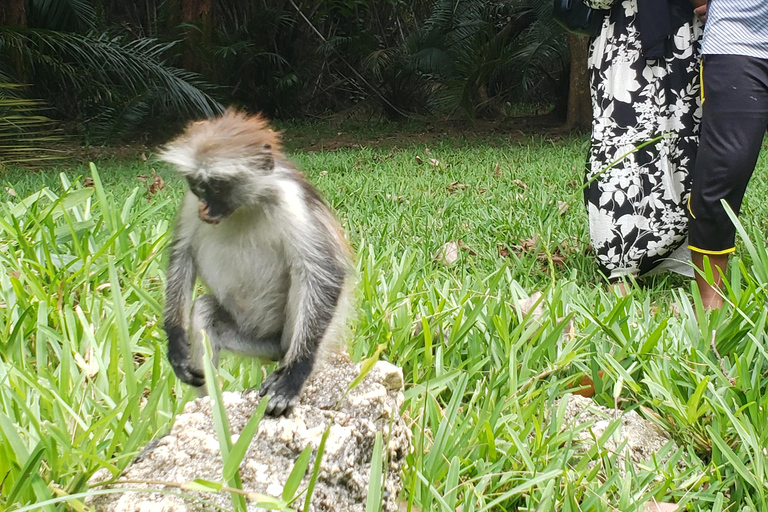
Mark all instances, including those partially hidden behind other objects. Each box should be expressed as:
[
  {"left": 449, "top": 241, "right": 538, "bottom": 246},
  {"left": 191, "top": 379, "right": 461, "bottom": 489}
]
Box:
[
  {"left": 689, "top": 54, "right": 768, "bottom": 308},
  {"left": 691, "top": 251, "right": 728, "bottom": 309}
]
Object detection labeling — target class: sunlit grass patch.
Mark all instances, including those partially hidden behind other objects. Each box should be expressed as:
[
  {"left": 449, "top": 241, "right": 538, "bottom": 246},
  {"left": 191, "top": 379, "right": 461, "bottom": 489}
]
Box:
[{"left": 1, "top": 132, "right": 768, "bottom": 510}]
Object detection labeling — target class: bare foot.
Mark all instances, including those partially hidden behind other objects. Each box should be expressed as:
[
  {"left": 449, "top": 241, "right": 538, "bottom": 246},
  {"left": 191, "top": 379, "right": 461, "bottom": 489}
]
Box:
[
  {"left": 691, "top": 251, "right": 728, "bottom": 310},
  {"left": 608, "top": 280, "right": 632, "bottom": 297}
]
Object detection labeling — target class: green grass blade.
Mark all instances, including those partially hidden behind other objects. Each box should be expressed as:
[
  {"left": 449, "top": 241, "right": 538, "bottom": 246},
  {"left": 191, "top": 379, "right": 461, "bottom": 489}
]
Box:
[
  {"left": 223, "top": 396, "right": 269, "bottom": 481},
  {"left": 365, "top": 432, "right": 384, "bottom": 512},
  {"left": 282, "top": 444, "right": 313, "bottom": 502}
]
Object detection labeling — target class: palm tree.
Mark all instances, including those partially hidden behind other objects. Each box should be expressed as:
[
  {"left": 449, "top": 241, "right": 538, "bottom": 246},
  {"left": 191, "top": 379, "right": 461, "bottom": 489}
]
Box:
[{"left": 0, "top": 0, "right": 222, "bottom": 143}]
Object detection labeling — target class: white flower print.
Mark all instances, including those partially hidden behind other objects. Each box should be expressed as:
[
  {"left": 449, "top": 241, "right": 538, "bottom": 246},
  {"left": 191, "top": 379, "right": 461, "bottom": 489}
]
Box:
[{"left": 585, "top": 0, "right": 702, "bottom": 278}]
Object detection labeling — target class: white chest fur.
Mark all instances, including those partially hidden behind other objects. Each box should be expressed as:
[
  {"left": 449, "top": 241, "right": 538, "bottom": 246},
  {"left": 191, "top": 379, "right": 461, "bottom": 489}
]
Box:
[{"left": 193, "top": 207, "right": 290, "bottom": 334}]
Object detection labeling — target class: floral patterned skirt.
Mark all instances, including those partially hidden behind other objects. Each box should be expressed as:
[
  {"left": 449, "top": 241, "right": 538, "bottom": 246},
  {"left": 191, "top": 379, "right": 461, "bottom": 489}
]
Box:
[{"left": 584, "top": 0, "right": 702, "bottom": 279}]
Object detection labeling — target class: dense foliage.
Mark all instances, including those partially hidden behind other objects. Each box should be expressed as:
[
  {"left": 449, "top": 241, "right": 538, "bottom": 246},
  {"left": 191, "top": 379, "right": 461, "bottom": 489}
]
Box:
[{"left": 0, "top": 0, "right": 568, "bottom": 142}]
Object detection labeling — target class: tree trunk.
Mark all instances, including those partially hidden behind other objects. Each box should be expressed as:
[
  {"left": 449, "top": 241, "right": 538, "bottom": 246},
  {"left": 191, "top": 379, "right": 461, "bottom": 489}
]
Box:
[
  {"left": 1, "top": 0, "right": 27, "bottom": 83},
  {"left": 565, "top": 32, "right": 592, "bottom": 131},
  {"left": 0, "top": 0, "right": 26, "bottom": 27},
  {"left": 180, "top": 0, "right": 214, "bottom": 73}
]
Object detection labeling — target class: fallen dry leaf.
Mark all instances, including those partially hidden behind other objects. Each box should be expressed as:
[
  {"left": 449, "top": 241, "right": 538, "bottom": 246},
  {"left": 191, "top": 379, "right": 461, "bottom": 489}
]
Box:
[
  {"left": 146, "top": 171, "right": 165, "bottom": 198},
  {"left": 5, "top": 187, "right": 16, "bottom": 197},
  {"left": 83, "top": 177, "right": 95, "bottom": 188},
  {"left": 494, "top": 162, "right": 503, "bottom": 177},
  {"left": 498, "top": 245, "right": 511, "bottom": 258},
  {"left": 516, "top": 291, "right": 544, "bottom": 320},
  {"left": 477, "top": 187, "right": 487, "bottom": 194},
  {"left": 398, "top": 501, "right": 421, "bottom": 512},
  {"left": 139, "top": 152, "right": 147, "bottom": 162},
  {"left": 512, "top": 179, "right": 528, "bottom": 190},
  {"left": 415, "top": 155, "right": 424, "bottom": 165},
  {"left": 447, "top": 181, "right": 469, "bottom": 193},
  {"left": 548, "top": 248, "right": 567, "bottom": 266},
  {"left": 572, "top": 370, "right": 606, "bottom": 398},
  {"left": 428, "top": 158, "right": 441, "bottom": 168},
  {"left": 557, "top": 201, "right": 570, "bottom": 215},
  {"left": 433, "top": 241, "right": 459, "bottom": 265},
  {"left": 519, "top": 235, "right": 538, "bottom": 252},
  {"left": 385, "top": 193, "right": 409, "bottom": 204},
  {"left": 457, "top": 240, "right": 478, "bottom": 256},
  {"left": 644, "top": 502, "right": 679, "bottom": 512}
]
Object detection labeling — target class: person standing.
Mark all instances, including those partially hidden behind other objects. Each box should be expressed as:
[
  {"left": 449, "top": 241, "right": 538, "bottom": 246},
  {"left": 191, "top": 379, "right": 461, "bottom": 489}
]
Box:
[
  {"left": 583, "top": 0, "right": 704, "bottom": 288},
  {"left": 687, "top": 0, "right": 768, "bottom": 309}
]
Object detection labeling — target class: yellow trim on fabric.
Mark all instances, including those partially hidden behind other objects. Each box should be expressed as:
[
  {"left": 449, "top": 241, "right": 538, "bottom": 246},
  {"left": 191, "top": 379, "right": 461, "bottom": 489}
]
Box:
[
  {"left": 688, "top": 245, "right": 736, "bottom": 256},
  {"left": 700, "top": 59, "right": 705, "bottom": 104},
  {"left": 687, "top": 195, "right": 696, "bottom": 219}
]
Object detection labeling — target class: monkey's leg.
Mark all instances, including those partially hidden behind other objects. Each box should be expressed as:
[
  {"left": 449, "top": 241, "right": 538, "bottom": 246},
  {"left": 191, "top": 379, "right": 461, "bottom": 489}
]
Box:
[{"left": 190, "top": 295, "right": 282, "bottom": 393}]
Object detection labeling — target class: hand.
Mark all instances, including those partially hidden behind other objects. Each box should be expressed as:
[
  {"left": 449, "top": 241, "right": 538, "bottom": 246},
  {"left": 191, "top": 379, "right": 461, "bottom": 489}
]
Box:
[
  {"left": 689, "top": 0, "right": 707, "bottom": 24},
  {"left": 694, "top": 4, "right": 707, "bottom": 25}
]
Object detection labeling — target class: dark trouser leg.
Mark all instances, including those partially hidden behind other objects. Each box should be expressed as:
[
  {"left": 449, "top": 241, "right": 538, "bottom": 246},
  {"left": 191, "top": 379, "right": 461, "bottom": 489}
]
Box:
[{"left": 689, "top": 54, "right": 768, "bottom": 308}]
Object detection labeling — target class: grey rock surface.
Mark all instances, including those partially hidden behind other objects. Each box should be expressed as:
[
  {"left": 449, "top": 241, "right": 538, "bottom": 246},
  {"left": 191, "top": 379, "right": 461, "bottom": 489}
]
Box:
[
  {"left": 560, "top": 394, "right": 679, "bottom": 471},
  {"left": 88, "top": 353, "right": 411, "bottom": 511}
]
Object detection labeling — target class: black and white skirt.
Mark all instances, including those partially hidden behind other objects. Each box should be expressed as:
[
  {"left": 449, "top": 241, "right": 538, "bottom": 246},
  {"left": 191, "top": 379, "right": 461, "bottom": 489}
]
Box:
[{"left": 584, "top": 0, "right": 702, "bottom": 279}]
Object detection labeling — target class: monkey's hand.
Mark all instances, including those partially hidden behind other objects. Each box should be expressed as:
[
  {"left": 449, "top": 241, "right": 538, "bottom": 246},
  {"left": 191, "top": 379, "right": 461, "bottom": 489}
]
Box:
[
  {"left": 167, "top": 329, "right": 206, "bottom": 387},
  {"left": 259, "top": 366, "right": 306, "bottom": 416}
]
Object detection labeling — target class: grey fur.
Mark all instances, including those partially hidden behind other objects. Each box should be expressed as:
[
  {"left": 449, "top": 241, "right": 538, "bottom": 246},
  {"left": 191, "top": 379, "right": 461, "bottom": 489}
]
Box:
[{"left": 161, "top": 116, "right": 353, "bottom": 416}]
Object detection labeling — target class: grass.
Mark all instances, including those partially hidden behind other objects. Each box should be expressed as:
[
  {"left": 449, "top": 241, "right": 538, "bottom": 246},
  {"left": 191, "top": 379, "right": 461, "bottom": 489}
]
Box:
[{"left": 1, "top": 125, "right": 768, "bottom": 511}]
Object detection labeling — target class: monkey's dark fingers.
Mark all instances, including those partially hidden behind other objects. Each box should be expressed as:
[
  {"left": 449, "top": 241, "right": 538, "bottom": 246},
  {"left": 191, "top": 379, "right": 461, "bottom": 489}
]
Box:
[
  {"left": 259, "top": 370, "right": 300, "bottom": 416},
  {"left": 259, "top": 369, "right": 283, "bottom": 396},
  {"left": 171, "top": 362, "right": 206, "bottom": 387},
  {"left": 265, "top": 393, "right": 297, "bottom": 416}
]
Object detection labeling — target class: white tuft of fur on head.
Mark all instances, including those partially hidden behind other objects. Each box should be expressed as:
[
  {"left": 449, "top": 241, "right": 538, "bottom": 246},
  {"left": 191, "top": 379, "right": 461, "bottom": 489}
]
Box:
[{"left": 158, "top": 109, "right": 284, "bottom": 179}]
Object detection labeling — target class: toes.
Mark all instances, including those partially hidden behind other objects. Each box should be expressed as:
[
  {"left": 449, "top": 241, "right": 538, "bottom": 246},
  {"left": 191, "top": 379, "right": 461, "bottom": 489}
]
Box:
[
  {"left": 265, "top": 394, "right": 294, "bottom": 416},
  {"left": 259, "top": 370, "right": 281, "bottom": 396}
]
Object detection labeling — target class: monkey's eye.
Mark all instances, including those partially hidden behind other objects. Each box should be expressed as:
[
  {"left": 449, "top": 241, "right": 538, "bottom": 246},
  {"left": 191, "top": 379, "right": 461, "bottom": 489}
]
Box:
[{"left": 188, "top": 181, "right": 204, "bottom": 198}]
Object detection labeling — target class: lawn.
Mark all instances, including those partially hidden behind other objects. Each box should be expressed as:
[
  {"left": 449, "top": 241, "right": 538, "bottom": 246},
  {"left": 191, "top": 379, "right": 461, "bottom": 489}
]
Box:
[{"left": 1, "top": 123, "right": 768, "bottom": 511}]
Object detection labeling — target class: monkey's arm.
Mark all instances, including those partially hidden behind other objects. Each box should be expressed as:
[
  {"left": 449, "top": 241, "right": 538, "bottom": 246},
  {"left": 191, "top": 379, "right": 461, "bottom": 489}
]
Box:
[
  {"left": 164, "top": 224, "right": 204, "bottom": 387},
  {"left": 260, "top": 229, "right": 347, "bottom": 415}
]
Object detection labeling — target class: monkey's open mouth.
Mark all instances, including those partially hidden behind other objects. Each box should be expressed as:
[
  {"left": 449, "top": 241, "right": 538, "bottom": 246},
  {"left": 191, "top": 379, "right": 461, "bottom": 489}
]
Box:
[{"left": 198, "top": 202, "right": 227, "bottom": 224}]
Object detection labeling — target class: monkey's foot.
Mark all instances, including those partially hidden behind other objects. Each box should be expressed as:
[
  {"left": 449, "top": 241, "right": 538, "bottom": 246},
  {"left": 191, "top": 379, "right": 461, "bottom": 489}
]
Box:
[{"left": 259, "top": 369, "right": 303, "bottom": 416}]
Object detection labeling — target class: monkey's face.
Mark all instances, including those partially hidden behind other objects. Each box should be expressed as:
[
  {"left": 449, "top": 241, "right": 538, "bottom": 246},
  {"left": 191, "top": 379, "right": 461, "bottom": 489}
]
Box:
[{"left": 187, "top": 177, "right": 235, "bottom": 225}]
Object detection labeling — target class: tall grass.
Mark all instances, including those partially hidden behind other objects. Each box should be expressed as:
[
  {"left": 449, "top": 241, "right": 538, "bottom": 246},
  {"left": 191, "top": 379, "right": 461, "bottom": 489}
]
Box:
[{"left": 1, "top": 131, "right": 768, "bottom": 510}]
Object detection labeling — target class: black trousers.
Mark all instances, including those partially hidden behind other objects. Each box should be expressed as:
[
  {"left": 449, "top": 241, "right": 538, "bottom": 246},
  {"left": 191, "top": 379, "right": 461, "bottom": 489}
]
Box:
[{"left": 688, "top": 54, "right": 768, "bottom": 255}]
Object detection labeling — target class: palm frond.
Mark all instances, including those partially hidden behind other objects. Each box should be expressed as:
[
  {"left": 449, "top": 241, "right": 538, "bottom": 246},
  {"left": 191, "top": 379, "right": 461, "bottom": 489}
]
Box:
[
  {"left": 28, "top": 0, "right": 97, "bottom": 32},
  {"left": 0, "top": 28, "right": 223, "bottom": 135},
  {"left": 0, "top": 84, "right": 65, "bottom": 168}
]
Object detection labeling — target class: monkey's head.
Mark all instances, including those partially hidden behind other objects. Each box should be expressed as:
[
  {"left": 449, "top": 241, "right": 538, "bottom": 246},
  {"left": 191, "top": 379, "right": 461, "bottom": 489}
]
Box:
[{"left": 159, "top": 109, "right": 283, "bottom": 225}]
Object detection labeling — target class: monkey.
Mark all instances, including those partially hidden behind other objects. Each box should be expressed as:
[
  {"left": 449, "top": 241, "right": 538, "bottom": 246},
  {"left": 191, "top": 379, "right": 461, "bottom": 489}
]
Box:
[{"left": 159, "top": 109, "right": 354, "bottom": 416}]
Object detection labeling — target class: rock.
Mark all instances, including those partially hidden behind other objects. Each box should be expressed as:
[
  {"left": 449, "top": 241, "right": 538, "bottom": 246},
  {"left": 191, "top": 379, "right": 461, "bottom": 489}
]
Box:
[
  {"left": 560, "top": 394, "right": 679, "bottom": 472},
  {"left": 88, "top": 353, "right": 411, "bottom": 512}
]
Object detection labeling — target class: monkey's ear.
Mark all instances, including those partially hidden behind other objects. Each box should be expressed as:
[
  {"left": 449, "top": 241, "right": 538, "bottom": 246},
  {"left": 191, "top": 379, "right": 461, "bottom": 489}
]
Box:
[{"left": 260, "top": 143, "right": 275, "bottom": 171}]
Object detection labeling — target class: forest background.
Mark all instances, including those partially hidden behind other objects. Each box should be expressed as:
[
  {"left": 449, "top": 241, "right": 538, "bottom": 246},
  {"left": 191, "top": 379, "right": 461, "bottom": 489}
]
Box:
[{"left": 0, "top": 0, "right": 591, "bottom": 155}]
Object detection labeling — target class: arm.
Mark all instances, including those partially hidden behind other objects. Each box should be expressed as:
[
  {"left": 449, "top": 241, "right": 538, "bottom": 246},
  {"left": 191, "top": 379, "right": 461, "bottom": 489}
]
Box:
[
  {"left": 260, "top": 181, "right": 349, "bottom": 415},
  {"left": 164, "top": 211, "right": 203, "bottom": 386}
]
